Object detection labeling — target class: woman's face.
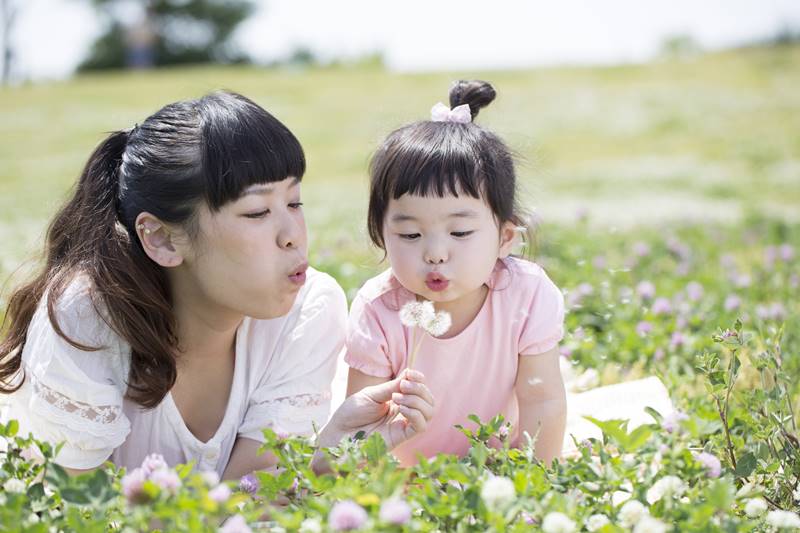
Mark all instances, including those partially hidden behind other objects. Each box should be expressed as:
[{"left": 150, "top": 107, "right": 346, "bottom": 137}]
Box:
[{"left": 176, "top": 176, "right": 308, "bottom": 320}]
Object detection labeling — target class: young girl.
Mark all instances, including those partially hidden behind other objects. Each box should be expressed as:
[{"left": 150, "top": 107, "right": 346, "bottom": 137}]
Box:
[
  {"left": 345, "top": 80, "right": 567, "bottom": 466},
  {"left": 0, "top": 90, "right": 433, "bottom": 479}
]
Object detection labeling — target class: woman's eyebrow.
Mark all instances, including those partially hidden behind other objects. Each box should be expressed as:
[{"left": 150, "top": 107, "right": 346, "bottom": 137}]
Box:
[
  {"left": 242, "top": 184, "right": 275, "bottom": 196},
  {"left": 243, "top": 177, "right": 301, "bottom": 196}
]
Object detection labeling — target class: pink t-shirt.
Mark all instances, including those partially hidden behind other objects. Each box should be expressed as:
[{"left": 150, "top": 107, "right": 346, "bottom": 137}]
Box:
[{"left": 344, "top": 257, "right": 565, "bottom": 465}]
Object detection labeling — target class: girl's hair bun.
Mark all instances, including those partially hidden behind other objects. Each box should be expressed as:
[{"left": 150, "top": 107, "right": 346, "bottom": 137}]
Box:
[{"left": 449, "top": 80, "right": 496, "bottom": 120}]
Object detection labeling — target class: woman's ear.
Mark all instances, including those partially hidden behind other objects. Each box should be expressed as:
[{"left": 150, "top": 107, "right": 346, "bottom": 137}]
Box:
[
  {"left": 135, "top": 212, "right": 184, "bottom": 268},
  {"left": 498, "top": 220, "right": 521, "bottom": 259}
]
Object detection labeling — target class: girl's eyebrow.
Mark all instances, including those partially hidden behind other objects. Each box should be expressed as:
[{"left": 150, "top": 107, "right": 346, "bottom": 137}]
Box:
[
  {"left": 390, "top": 210, "right": 478, "bottom": 223},
  {"left": 449, "top": 210, "right": 479, "bottom": 218}
]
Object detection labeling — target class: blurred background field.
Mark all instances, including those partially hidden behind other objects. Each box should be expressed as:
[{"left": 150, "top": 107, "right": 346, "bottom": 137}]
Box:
[{"left": 1, "top": 43, "right": 799, "bottom": 301}]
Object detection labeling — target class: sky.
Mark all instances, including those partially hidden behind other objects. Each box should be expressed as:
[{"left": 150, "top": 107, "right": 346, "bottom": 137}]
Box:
[{"left": 6, "top": 0, "right": 800, "bottom": 81}]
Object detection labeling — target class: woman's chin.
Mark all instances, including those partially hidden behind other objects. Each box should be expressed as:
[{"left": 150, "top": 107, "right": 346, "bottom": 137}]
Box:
[{"left": 249, "top": 295, "right": 298, "bottom": 320}]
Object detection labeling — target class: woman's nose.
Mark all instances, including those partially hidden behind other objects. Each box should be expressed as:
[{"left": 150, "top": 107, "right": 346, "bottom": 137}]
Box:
[{"left": 278, "top": 215, "right": 304, "bottom": 250}]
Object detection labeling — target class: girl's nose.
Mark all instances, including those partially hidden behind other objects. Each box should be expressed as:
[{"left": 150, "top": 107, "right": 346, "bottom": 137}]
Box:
[{"left": 424, "top": 245, "right": 448, "bottom": 264}]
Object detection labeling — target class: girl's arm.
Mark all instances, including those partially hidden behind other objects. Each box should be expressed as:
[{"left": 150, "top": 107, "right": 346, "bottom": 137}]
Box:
[
  {"left": 513, "top": 345, "right": 567, "bottom": 464},
  {"left": 346, "top": 367, "right": 390, "bottom": 397}
]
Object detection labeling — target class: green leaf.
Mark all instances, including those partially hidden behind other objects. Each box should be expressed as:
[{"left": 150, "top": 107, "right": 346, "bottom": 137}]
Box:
[
  {"left": 626, "top": 425, "right": 654, "bottom": 451},
  {"left": 706, "top": 479, "right": 734, "bottom": 509},
  {"left": 362, "top": 432, "right": 388, "bottom": 463},
  {"left": 5, "top": 419, "right": 19, "bottom": 437},
  {"left": 734, "top": 452, "right": 757, "bottom": 478},
  {"left": 61, "top": 487, "right": 91, "bottom": 505}
]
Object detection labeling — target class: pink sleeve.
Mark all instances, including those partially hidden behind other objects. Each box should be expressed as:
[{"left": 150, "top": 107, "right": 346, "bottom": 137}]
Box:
[
  {"left": 343, "top": 294, "right": 394, "bottom": 378},
  {"left": 518, "top": 273, "right": 566, "bottom": 355}
]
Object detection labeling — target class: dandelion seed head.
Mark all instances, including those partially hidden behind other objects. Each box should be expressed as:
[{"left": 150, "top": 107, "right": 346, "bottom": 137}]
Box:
[{"left": 422, "top": 310, "right": 451, "bottom": 337}]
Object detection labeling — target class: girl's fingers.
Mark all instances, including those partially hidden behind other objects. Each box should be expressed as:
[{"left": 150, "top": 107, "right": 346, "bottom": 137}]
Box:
[
  {"left": 398, "top": 405, "right": 427, "bottom": 433},
  {"left": 399, "top": 379, "right": 435, "bottom": 408},
  {"left": 392, "top": 393, "right": 434, "bottom": 420},
  {"left": 403, "top": 369, "right": 425, "bottom": 382}
]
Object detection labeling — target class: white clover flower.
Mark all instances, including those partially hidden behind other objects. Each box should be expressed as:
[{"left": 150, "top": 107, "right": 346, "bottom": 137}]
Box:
[
  {"left": 633, "top": 516, "right": 668, "bottom": 533},
  {"left": 586, "top": 514, "right": 610, "bottom": 532},
  {"left": 736, "top": 482, "right": 764, "bottom": 498},
  {"left": 2, "top": 478, "right": 26, "bottom": 494},
  {"left": 611, "top": 490, "right": 632, "bottom": 506},
  {"left": 766, "top": 510, "right": 800, "bottom": 529},
  {"left": 744, "top": 498, "right": 768, "bottom": 518},
  {"left": 421, "top": 309, "right": 452, "bottom": 337},
  {"left": 793, "top": 487, "right": 800, "bottom": 503},
  {"left": 200, "top": 470, "right": 220, "bottom": 487},
  {"left": 646, "top": 475, "right": 687, "bottom": 504},
  {"left": 298, "top": 518, "right": 322, "bottom": 533},
  {"left": 542, "top": 512, "right": 576, "bottom": 533},
  {"left": 208, "top": 483, "right": 232, "bottom": 503},
  {"left": 480, "top": 475, "right": 516, "bottom": 508},
  {"left": 618, "top": 500, "right": 647, "bottom": 527},
  {"left": 399, "top": 301, "right": 435, "bottom": 328}
]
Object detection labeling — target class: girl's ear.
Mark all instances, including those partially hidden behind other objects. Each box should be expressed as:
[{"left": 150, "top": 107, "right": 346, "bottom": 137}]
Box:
[
  {"left": 135, "top": 212, "right": 184, "bottom": 268},
  {"left": 498, "top": 220, "right": 520, "bottom": 259}
]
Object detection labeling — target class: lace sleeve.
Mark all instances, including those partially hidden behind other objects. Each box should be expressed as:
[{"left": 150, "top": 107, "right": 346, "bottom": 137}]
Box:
[{"left": 13, "top": 276, "right": 131, "bottom": 469}]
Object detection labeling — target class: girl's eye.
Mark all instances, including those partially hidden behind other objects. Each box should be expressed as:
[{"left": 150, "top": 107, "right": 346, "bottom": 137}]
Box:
[
  {"left": 399, "top": 233, "right": 421, "bottom": 240},
  {"left": 289, "top": 202, "right": 304, "bottom": 209},
  {"left": 244, "top": 209, "right": 270, "bottom": 219},
  {"left": 451, "top": 231, "right": 474, "bottom": 238}
]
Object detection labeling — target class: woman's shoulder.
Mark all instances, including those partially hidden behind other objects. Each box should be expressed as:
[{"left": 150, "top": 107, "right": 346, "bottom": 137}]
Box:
[
  {"left": 302, "top": 266, "right": 347, "bottom": 304},
  {"left": 38, "top": 272, "right": 120, "bottom": 346},
  {"left": 23, "top": 272, "right": 130, "bottom": 395}
]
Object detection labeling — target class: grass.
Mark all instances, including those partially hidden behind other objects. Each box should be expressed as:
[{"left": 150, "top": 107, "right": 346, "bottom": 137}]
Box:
[{"left": 0, "top": 44, "right": 799, "bottom": 300}]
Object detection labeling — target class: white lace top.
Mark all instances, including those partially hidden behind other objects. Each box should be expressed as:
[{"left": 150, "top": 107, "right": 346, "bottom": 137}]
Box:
[{"left": 3, "top": 267, "right": 347, "bottom": 476}]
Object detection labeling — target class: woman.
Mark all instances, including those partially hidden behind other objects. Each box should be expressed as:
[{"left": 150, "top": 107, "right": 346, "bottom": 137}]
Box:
[{"left": 0, "top": 91, "right": 434, "bottom": 479}]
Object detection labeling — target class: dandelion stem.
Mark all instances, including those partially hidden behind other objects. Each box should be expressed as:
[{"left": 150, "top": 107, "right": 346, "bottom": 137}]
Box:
[{"left": 408, "top": 334, "right": 424, "bottom": 370}]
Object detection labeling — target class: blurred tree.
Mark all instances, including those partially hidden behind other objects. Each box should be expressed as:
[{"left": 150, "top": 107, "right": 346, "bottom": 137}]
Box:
[
  {"left": 80, "top": 0, "right": 255, "bottom": 71},
  {"left": 1, "top": 0, "right": 19, "bottom": 84}
]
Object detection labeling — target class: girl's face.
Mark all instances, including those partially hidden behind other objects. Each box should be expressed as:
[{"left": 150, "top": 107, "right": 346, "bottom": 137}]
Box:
[
  {"left": 176, "top": 176, "right": 308, "bottom": 320},
  {"left": 383, "top": 191, "right": 517, "bottom": 305}
]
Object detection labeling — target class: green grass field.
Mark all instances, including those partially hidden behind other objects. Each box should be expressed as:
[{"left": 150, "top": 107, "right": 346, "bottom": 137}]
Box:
[
  {"left": 1, "top": 45, "right": 799, "bottom": 530},
  {"left": 1, "top": 44, "right": 799, "bottom": 300}
]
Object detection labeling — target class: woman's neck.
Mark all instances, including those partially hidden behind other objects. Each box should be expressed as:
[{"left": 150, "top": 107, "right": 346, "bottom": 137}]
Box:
[{"left": 169, "top": 273, "right": 243, "bottom": 368}]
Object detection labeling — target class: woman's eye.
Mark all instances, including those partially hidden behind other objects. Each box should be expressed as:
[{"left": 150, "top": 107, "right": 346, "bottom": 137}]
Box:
[
  {"left": 399, "top": 233, "right": 421, "bottom": 240},
  {"left": 451, "top": 231, "right": 474, "bottom": 238},
  {"left": 244, "top": 209, "right": 270, "bottom": 219},
  {"left": 288, "top": 202, "right": 304, "bottom": 209}
]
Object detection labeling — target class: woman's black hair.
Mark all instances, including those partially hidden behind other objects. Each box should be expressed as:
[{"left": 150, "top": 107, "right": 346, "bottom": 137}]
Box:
[
  {"left": 1, "top": 90, "right": 305, "bottom": 408},
  {"left": 367, "top": 80, "right": 525, "bottom": 250}
]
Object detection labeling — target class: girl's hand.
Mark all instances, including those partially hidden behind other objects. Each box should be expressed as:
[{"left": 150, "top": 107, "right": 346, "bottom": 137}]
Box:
[{"left": 320, "top": 369, "right": 435, "bottom": 450}]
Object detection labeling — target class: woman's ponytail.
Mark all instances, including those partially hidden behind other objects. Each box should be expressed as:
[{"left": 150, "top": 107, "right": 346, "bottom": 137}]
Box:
[{"left": 1, "top": 130, "right": 130, "bottom": 391}]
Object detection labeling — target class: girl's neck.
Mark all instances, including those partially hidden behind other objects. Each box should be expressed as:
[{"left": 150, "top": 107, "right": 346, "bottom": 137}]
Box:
[{"left": 428, "top": 284, "right": 489, "bottom": 339}]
